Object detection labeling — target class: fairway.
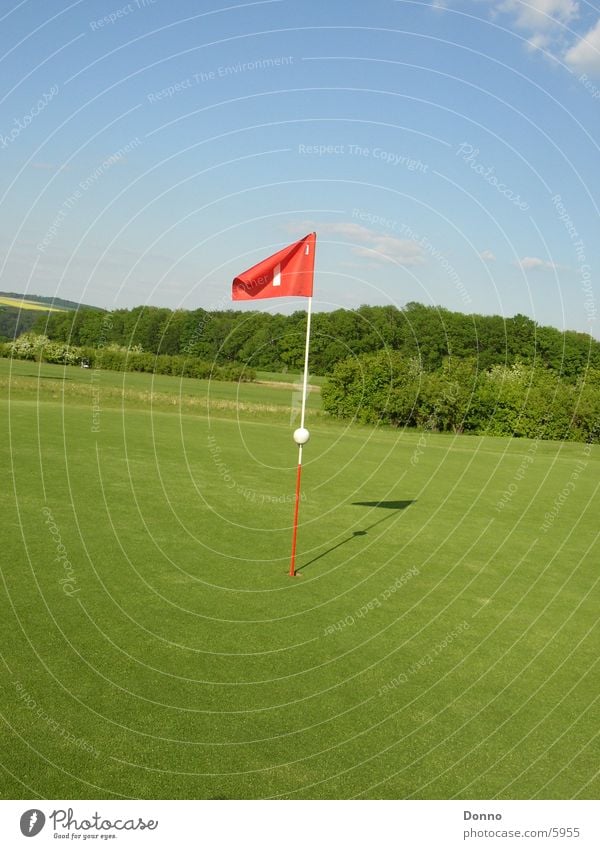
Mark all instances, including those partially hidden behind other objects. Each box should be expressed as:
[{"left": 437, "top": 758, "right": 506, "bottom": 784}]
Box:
[{"left": 1, "top": 361, "right": 598, "bottom": 800}]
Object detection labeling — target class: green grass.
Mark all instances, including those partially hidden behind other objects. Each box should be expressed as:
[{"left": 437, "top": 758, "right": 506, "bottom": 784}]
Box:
[
  {"left": 1, "top": 360, "right": 598, "bottom": 799},
  {"left": 0, "top": 358, "right": 322, "bottom": 417}
]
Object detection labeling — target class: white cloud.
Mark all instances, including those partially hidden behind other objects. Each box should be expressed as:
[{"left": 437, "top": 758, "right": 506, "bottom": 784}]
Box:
[
  {"left": 498, "top": 0, "right": 579, "bottom": 32},
  {"left": 526, "top": 31, "right": 552, "bottom": 51},
  {"left": 285, "top": 220, "right": 425, "bottom": 265},
  {"left": 565, "top": 18, "right": 600, "bottom": 74},
  {"left": 445, "top": 3, "right": 600, "bottom": 78},
  {"left": 517, "top": 255, "right": 556, "bottom": 269},
  {"left": 480, "top": 249, "right": 496, "bottom": 261},
  {"left": 337, "top": 225, "right": 425, "bottom": 265},
  {"left": 477, "top": 0, "right": 586, "bottom": 65}
]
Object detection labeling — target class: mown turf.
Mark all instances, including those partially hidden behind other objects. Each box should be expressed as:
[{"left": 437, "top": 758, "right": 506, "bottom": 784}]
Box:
[
  {"left": 1, "top": 359, "right": 598, "bottom": 799},
  {"left": 0, "top": 358, "right": 322, "bottom": 417}
]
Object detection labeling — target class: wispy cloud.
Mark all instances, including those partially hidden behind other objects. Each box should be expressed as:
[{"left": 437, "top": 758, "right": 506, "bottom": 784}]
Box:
[
  {"left": 479, "top": 0, "right": 580, "bottom": 58},
  {"left": 458, "top": 1, "right": 600, "bottom": 76},
  {"left": 516, "top": 255, "right": 557, "bottom": 270},
  {"left": 565, "top": 18, "right": 600, "bottom": 74},
  {"left": 497, "top": 0, "right": 579, "bottom": 34},
  {"left": 480, "top": 249, "right": 496, "bottom": 261},
  {"left": 285, "top": 220, "right": 425, "bottom": 266}
]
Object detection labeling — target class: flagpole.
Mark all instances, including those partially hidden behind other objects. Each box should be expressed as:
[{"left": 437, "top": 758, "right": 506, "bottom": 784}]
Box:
[{"left": 289, "top": 294, "right": 313, "bottom": 576}]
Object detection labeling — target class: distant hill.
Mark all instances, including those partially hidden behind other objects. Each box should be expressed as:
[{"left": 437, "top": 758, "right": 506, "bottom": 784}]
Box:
[
  {"left": 0, "top": 292, "right": 103, "bottom": 311},
  {"left": 0, "top": 292, "right": 104, "bottom": 341}
]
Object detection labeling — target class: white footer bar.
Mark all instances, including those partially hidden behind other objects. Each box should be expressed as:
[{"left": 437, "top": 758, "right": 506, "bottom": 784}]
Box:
[{"left": 1, "top": 800, "right": 598, "bottom": 848}]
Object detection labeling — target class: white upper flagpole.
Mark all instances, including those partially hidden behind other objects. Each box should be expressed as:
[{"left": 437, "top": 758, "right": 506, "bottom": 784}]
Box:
[
  {"left": 299, "top": 296, "right": 313, "bottom": 431},
  {"left": 289, "top": 294, "right": 313, "bottom": 576}
]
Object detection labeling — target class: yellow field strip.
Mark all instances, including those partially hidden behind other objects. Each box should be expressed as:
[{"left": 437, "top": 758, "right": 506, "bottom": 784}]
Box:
[{"left": 0, "top": 296, "right": 64, "bottom": 312}]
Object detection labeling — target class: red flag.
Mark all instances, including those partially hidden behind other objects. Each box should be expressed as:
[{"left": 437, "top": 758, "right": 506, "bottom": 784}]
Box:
[{"left": 232, "top": 233, "right": 316, "bottom": 300}]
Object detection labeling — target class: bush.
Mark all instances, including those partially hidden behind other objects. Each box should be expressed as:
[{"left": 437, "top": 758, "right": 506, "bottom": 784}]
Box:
[
  {"left": 0, "top": 334, "right": 255, "bottom": 385},
  {"left": 322, "top": 350, "right": 422, "bottom": 426},
  {"left": 322, "top": 350, "right": 600, "bottom": 443}
]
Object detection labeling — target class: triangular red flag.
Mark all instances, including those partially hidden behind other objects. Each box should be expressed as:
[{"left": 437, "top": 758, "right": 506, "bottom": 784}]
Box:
[{"left": 232, "top": 233, "right": 316, "bottom": 300}]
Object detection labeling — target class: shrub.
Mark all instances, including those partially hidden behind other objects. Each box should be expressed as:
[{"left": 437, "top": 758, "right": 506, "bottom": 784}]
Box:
[
  {"left": 1, "top": 334, "right": 254, "bottom": 385},
  {"left": 322, "top": 350, "right": 600, "bottom": 443}
]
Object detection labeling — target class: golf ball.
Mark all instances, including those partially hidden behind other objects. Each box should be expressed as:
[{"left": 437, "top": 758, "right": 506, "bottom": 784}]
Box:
[{"left": 293, "top": 427, "right": 310, "bottom": 445}]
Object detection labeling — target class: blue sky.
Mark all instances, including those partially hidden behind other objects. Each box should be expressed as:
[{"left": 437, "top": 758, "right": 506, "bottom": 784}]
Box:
[{"left": 0, "top": 0, "right": 599, "bottom": 334}]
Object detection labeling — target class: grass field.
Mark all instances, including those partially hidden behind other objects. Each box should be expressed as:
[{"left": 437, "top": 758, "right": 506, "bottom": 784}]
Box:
[
  {"left": 0, "top": 296, "right": 63, "bottom": 312},
  {"left": 1, "top": 357, "right": 598, "bottom": 799}
]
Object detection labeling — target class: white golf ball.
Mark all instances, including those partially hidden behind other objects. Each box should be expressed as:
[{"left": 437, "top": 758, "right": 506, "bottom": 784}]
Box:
[{"left": 293, "top": 427, "right": 310, "bottom": 445}]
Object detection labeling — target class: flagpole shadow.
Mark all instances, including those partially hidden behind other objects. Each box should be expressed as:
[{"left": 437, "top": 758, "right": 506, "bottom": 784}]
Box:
[{"left": 295, "top": 500, "right": 415, "bottom": 573}]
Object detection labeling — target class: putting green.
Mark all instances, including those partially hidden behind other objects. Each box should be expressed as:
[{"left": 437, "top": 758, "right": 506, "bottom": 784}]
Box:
[{"left": 1, "top": 359, "right": 598, "bottom": 799}]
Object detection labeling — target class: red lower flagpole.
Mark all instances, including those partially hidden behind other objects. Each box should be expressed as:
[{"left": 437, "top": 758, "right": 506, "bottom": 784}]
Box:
[
  {"left": 289, "top": 295, "right": 313, "bottom": 576},
  {"left": 289, "top": 453, "right": 303, "bottom": 577}
]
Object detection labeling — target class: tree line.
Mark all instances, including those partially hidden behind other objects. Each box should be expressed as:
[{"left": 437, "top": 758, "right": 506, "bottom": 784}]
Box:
[
  {"left": 33, "top": 301, "right": 600, "bottom": 380},
  {"left": 0, "top": 306, "right": 38, "bottom": 340},
  {"left": 0, "top": 293, "right": 99, "bottom": 342}
]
